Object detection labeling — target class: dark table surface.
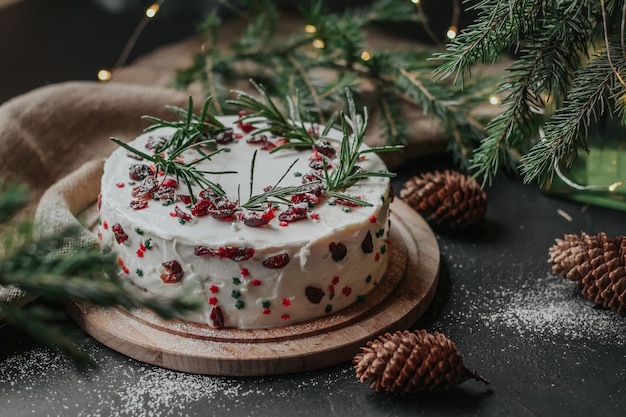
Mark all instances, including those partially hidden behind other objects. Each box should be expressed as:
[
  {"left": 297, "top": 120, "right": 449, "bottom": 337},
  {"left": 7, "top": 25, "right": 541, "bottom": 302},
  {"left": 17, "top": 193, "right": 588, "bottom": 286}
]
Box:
[{"left": 2, "top": 1, "right": 626, "bottom": 416}]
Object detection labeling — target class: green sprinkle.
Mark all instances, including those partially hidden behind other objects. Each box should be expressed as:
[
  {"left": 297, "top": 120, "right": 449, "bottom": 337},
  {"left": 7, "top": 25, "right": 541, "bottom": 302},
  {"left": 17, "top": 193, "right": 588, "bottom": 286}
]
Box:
[
  {"left": 262, "top": 300, "right": 271, "bottom": 309},
  {"left": 365, "top": 274, "right": 372, "bottom": 283},
  {"left": 357, "top": 295, "right": 366, "bottom": 302},
  {"left": 327, "top": 199, "right": 336, "bottom": 206},
  {"left": 179, "top": 218, "right": 186, "bottom": 225},
  {"left": 162, "top": 199, "right": 173, "bottom": 206},
  {"left": 144, "top": 239, "right": 152, "bottom": 250},
  {"left": 293, "top": 172, "right": 302, "bottom": 177},
  {"left": 231, "top": 290, "right": 241, "bottom": 299},
  {"left": 136, "top": 269, "right": 144, "bottom": 277},
  {"left": 325, "top": 304, "right": 333, "bottom": 313},
  {"left": 380, "top": 245, "right": 387, "bottom": 254},
  {"left": 380, "top": 194, "right": 385, "bottom": 202},
  {"left": 232, "top": 277, "right": 242, "bottom": 285},
  {"left": 329, "top": 293, "right": 335, "bottom": 300},
  {"left": 223, "top": 147, "right": 231, "bottom": 152},
  {"left": 235, "top": 300, "right": 245, "bottom": 310},
  {"left": 342, "top": 207, "right": 351, "bottom": 213},
  {"left": 135, "top": 228, "right": 144, "bottom": 235},
  {"left": 376, "top": 228, "right": 385, "bottom": 238}
]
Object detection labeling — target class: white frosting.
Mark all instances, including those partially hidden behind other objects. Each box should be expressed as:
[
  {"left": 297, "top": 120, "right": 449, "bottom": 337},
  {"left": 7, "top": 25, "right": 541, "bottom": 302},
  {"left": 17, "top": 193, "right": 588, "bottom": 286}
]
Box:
[{"left": 98, "top": 116, "right": 392, "bottom": 329}]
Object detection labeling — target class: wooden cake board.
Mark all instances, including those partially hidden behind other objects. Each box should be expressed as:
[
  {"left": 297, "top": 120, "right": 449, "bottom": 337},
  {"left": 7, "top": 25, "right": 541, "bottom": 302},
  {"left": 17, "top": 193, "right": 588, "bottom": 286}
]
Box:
[{"left": 66, "top": 199, "right": 439, "bottom": 376}]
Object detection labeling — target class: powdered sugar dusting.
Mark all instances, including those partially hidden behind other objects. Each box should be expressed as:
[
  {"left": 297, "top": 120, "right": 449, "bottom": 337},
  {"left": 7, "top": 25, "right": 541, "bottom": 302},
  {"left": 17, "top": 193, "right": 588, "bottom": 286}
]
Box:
[{"left": 479, "top": 273, "right": 626, "bottom": 346}]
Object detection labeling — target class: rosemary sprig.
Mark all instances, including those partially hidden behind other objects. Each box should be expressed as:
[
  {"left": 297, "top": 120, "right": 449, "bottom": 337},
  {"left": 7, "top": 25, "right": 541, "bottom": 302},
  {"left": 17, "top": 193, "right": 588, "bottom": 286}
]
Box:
[
  {"left": 240, "top": 150, "right": 322, "bottom": 210},
  {"left": 110, "top": 96, "right": 237, "bottom": 204},
  {"left": 227, "top": 80, "right": 322, "bottom": 149},
  {"left": 321, "top": 90, "right": 402, "bottom": 206},
  {"left": 143, "top": 96, "right": 225, "bottom": 155}
]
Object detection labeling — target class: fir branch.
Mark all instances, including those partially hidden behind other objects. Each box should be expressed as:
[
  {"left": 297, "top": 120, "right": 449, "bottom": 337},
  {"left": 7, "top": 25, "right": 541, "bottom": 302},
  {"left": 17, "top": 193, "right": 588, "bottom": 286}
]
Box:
[{"left": 520, "top": 42, "right": 625, "bottom": 185}]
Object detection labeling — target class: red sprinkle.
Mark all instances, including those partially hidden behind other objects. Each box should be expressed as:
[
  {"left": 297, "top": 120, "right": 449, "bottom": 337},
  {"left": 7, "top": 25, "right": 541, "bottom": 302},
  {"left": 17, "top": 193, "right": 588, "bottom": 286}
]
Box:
[
  {"left": 208, "top": 297, "right": 218, "bottom": 305},
  {"left": 342, "top": 286, "right": 352, "bottom": 296},
  {"left": 252, "top": 279, "right": 262, "bottom": 286},
  {"left": 279, "top": 221, "right": 289, "bottom": 227},
  {"left": 282, "top": 299, "right": 291, "bottom": 307},
  {"left": 241, "top": 268, "right": 250, "bottom": 277},
  {"left": 310, "top": 212, "right": 320, "bottom": 220},
  {"left": 117, "top": 257, "right": 124, "bottom": 266},
  {"left": 369, "top": 215, "right": 377, "bottom": 224},
  {"left": 281, "top": 314, "right": 290, "bottom": 320},
  {"left": 116, "top": 182, "right": 125, "bottom": 188},
  {"left": 332, "top": 276, "right": 340, "bottom": 285},
  {"left": 122, "top": 266, "right": 129, "bottom": 274},
  {"left": 209, "top": 285, "right": 219, "bottom": 294},
  {"left": 103, "top": 221, "right": 109, "bottom": 230},
  {"left": 262, "top": 308, "right": 271, "bottom": 315},
  {"left": 375, "top": 252, "right": 381, "bottom": 261},
  {"left": 136, "top": 249, "right": 144, "bottom": 258}
]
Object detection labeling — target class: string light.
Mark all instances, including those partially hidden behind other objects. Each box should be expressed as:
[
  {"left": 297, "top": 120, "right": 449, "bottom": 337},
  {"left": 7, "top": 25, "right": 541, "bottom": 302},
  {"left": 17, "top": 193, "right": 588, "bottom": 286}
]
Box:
[
  {"left": 97, "top": 0, "right": 165, "bottom": 82},
  {"left": 145, "top": 3, "right": 160, "bottom": 18},
  {"left": 411, "top": 0, "right": 420, "bottom": 4},
  {"left": 312, "top": 39, "right": 325, "bottom": 49},
  {"left": 360, "top": 51, "right": 372, "bottom": 61},
  {"left": 305, "top": 24, "right": 317, "bottom": 34},
  {"left": 489, "top": 95, "right": 501, "bottom": 106},
  {"left": 97, "top": 69, "right": 112, "bottom": 82},
  {"left": 446, "top": 26, "right": 457, "bottom": 40}
]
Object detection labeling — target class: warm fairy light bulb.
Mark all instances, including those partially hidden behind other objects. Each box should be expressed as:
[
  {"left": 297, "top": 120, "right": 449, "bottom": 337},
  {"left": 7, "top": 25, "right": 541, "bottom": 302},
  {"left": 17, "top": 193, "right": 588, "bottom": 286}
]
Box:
[
  {"left": 411, "top": 0, "right": 420, "bottom": 4},
  {"left": 312, "top": 39, "right": 325, "bottom": 49},
  {"left": 97, "top": 69, "right": 112, "bottom": 82},
  {"left": 489, "top": 95, "right": 501, "bottom": 106},
  {"left": 360, "top": 51, "right": 372, "bottom": 61},
  {"left": 305, "top": 24, "right": 317, "bottom": 34},
  {"left": 145, "top": 3, "right": 160, "bottom": 18},
  {"left": 609, "top": 181, "right": 623, "bottom": 192},
  {"left": 446, "top": 26, "right": 457, "bottom": 40}
]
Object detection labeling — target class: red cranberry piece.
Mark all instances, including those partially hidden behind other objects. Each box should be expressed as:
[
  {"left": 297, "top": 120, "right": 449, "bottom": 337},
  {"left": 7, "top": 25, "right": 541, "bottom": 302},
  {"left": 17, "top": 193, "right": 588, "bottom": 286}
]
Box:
[
  {"left": 130, "top": 199, "right": 149, "bottom": 210},
  {"left": 313, "top": 139, "right": 336, "bottom": 158},
  {"left": 146, "top": 136, "right": 167, "bottom": 150},
  {"left": 177, "top": 194, "right": 192, "bottom": 205},
  {"left": 213, "top": 128, "right": 234, "bottom": 144},
  {"left": 209, "top": 305, "right": 224, "bottom": 328},
  {"left": 174, "top": 206, "right": 193, "bottom": 222},
  {"left": 111, "top": 223, "right": 128, "bottom": 244},
  {"left": 208, "top": 199, "right": 238, "bottom": 220},
  {"left": 131, "top": 176, "right": 159, "bottom": 199},
  {"left": 128, "top": 164, "right": 152, "bottom": 181},
  {"left": 190, "top": 199, "right": 216, "bottom": 217},
  {"left": 301, "top": 171, "right": 322, "bottom": 184},
  {"left": 335, "top": 196, "right": 362, "bottom": 207},
  {"left": 262, "top": 253, "right": 290, "bottom": 269},
  {"left": 329, "top": 242, "right": 347, "bottom": 261},
  {"left": 305, "top": 286, "right": 325, "bottom": 304},
  {"left": 309, "top": 160, "right": 325, "bottom": 170},
  {"left": 160, "top": 260, "right": 183, "bottom": 283},
  {"left": 161, "top": 178, "right": 178, "bottom": 189},
  {"left": 278, "top": 203, "right": 308, "bottom": 223},
  {"left": 194, "top": 246, "right": 255, "bottom": 262},
  {"left": 152, "top": 186, "right": 176, "bottom": 201},
  {"left": 199, "top": 188, "right": 220, "bottom": 202},
  {"left": 361, "top": 231, "right": 374, "bottom": 254},
  {"left": 239, "top": 208, "right": 275, "bottom": 227},
  {"left": 261, "top": 141, "right": 276, "bottom": 151},
  {"left": 246, "top": 134, "right": 268, "bottom": 144}
]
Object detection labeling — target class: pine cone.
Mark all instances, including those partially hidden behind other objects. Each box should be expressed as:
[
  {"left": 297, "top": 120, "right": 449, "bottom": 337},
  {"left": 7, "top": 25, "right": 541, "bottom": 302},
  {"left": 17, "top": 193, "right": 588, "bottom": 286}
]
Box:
[
  {"left": 353, "top": 330, "right": 488, "bottom": 394},
  {"left": 399, "top": 170, "right": 487, "bottom": 229},
  {"left": 548, "top": 232, "right": 626, "bottom": 314}
]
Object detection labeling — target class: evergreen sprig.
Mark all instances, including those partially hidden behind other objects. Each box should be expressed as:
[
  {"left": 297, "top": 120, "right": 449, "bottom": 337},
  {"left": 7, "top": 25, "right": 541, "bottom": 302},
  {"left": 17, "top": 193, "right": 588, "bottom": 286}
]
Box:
[{"left": 0, "top": 183, "right": 202, "bottom": 361}]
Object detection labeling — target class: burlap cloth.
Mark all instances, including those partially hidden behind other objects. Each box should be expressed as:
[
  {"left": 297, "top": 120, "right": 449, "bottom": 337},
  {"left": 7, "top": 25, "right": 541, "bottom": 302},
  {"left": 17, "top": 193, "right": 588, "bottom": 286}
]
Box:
[{"left": 0, "top": 16, "right": 478, "bottom": 310}]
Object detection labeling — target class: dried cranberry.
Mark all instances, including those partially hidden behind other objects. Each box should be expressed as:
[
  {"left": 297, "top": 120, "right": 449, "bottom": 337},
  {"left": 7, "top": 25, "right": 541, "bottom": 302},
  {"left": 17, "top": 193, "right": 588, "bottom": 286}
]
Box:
[
  {"left": 301, "top": 171, "right": 322, "bottom": 184},
  {"left": 262, "top": 253, "right": 290, "bottom": 269},
  {"left": 152, "top": 186, "right": 176, "bottom": 201},
  {"left": 145, "top": 136, "right": 167, "bottom": 150},
  {"left": 313, "top": 139, "right": 336, "bottom": 158},
  {"left": 130, "top": 199, "right": 149, "bottom": 210},
  {"left": 237, "top": 111, "right": 257, "bottom": 133},
  {"left": 278, "top": 203, "right": 308, "bottom": 223},
  {"left": 213, "top": 128, "right": 234, "bottom": 144},
  {"left": 161, "top": 178, "right": 178, "bottom": 189},
  {"left": 309, "top": 160, "right": 325, "bottom": 170},
  {"left": 190, "top": 199, "right": 215, "bottom": 217},
  {"left": 174, "top": 206, "right": 193, "bottom": 222},
  {"left": 209, "top": 306, "right": 224, "bottom": 328},
  {"left": 361, "top": 231, "right": 374, "bottom": 254},
  {"left": 246, "top": 134, "right": 268, "bottom": 144},
  {"left": 160, "top": 260, "right": 183, "bottom": 283},
  {"left": 291, "top": 192, "right": 320, "bottom": 206},
  {"left": 194, "top": 246, "right": 254, "bottom": 262},
  {"left": 126, "top": 152, "right": 143, "bottom": 161},
  {"left": 305, "top": 286, "right": 325, "bottom": 304},
  {"left": 239, "top": 207, "right": 275, "bottom": 227},
  {"left": 128, "top": 164, "right": 152, "bottom": 181},
  {"left": 261, "top": 141, "right": 276, "bottom": 151},
  {"left": 208, "top": 199, "right": 238, "bottom": 220},
  {"left": 329, "top": 242, "right": 347, "bottom": 261},
  {"left": 111, "top": 223, "right": 128, "bottom": 244},
  {"left": 177, "top": 194, "right": 192, "bottom": 205},
  {"left": 334, "top": 196, "right": 362, "bottom": 207},
  {"left": 199, "top": 188, "right": 220, "bottom": 202},
  {"left": 131, "top": 176, "right": 159, "bottom": 199}
]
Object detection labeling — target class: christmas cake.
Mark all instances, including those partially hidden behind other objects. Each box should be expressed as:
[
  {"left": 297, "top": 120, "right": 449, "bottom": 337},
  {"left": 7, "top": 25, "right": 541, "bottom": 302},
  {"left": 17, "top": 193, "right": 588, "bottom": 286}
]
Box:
[{"left": 97, "top": 101, "right": 394, "bottom": 329}]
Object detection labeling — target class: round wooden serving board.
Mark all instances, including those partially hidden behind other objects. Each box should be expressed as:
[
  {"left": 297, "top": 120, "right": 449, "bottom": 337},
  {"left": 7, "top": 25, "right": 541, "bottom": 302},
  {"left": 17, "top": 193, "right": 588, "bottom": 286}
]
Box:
[{"left": 66, "top": 199, "right": 439, "bottom": 376}]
